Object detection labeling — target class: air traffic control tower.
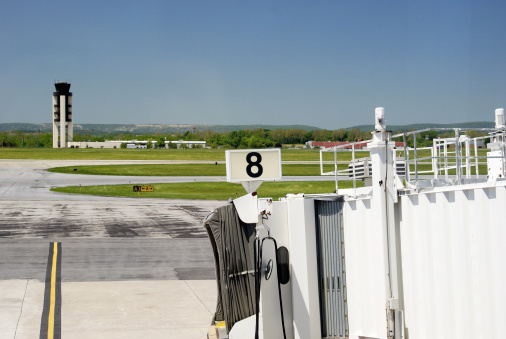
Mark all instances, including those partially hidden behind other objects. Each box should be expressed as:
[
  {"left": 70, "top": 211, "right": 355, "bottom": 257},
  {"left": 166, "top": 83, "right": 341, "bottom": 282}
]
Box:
[{"left": 52, "top": 82, "right": 73, "bottom": 148}]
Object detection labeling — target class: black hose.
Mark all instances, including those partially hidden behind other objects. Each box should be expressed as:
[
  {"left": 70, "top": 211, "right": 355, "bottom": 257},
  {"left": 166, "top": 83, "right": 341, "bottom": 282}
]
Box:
[{"left": 255, "top": 236, "right": 287, "bottom": 339}]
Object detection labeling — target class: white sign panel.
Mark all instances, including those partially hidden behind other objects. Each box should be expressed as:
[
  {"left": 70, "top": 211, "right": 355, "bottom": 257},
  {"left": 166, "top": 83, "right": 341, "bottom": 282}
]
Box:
[{"left": 226, "top": 149, "right": 282, "bottom": 182}]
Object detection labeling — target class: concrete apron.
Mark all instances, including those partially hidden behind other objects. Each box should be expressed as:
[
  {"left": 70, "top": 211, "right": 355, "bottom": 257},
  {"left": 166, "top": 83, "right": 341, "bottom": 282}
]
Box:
[{"left": 0, "top": 279, "right": 217, "bottom": 339}]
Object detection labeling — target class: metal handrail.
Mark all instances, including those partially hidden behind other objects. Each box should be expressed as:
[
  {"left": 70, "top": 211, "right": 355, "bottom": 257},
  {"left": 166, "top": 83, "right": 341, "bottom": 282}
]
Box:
[{"left": 320, "top": 126, "right": 506, "bottom": 191}]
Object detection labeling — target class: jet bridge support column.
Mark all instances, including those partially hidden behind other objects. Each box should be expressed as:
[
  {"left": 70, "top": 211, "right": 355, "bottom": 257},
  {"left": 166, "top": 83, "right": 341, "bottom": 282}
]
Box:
[{"left": 367, "top": 107, "right": 404, "bottom": 339}]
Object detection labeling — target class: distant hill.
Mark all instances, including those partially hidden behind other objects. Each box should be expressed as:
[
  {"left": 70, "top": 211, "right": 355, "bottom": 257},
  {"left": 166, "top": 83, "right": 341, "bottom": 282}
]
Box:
[
  {"left": 0, "top": 123, "right": 320, "bottom": 134},
  {"left": 347, "top": 121, "right": 495, "bottom": 132},
  {"left": 0, "top": 121, "right": 496, "bottom": 134}
]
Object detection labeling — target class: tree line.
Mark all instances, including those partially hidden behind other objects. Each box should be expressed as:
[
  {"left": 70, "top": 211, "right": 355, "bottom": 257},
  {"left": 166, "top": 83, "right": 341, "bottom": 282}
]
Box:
[{"left": 0, "top": 128, "right": 489, "bottom": 149}]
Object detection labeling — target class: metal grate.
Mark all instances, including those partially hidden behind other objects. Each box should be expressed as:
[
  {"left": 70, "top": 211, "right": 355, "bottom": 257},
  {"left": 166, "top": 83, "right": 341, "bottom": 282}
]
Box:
[
  {"left": 348, "top": 157, "right": 406, "bottom": 178},
  {"left": 347, "top": 158, "right": 371, "bottom": 179}
]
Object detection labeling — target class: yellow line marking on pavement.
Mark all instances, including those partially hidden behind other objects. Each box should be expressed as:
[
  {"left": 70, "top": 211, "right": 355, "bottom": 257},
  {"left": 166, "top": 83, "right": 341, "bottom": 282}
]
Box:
[{"left": 48, "top": 242, "right": 58, "bottom": 339}]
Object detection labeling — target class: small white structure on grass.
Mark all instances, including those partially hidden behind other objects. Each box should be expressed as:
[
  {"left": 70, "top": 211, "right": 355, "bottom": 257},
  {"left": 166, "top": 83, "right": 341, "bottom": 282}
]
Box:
[{"left": 164, "top": 140, "right": 206, "bottom": 149}]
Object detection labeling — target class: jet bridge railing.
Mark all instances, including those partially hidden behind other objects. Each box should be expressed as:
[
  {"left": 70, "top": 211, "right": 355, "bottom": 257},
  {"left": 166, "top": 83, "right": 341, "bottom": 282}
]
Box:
[
  {"left": 392, "top": 128, "right": 503, "bottom": 184},
  {"left": 319, "top": 139, "right": 374, "bottom": 196},
  {"left": 320, "top": 127, "right": 506, "bottom": 192}
]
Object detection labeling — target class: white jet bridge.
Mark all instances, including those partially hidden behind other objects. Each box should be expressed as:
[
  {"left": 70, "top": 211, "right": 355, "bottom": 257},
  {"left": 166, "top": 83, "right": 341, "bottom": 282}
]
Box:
[{"left": 206, "top": 108, "right": 506, "bottom": 339}]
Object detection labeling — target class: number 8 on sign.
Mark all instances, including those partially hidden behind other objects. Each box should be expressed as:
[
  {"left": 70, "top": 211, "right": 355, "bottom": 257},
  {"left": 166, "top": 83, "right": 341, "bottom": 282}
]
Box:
[
  {"left": 225, "top": 149, "right": 281, "bottom": 183},
  {"left": 246, "top": 152, "right": 263, "bottom": 178}
]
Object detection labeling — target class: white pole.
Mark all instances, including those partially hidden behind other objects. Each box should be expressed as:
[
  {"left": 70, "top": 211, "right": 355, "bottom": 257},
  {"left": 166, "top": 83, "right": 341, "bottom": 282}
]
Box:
[
  {"left": 465, "top": 138, "right": 470, "bottom": 179},
  {"left": 474, "top": 138, "right": 479, "bottom": 177}
]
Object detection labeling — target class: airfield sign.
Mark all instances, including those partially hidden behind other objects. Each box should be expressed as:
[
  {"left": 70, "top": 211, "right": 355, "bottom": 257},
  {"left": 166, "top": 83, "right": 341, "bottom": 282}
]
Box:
[
  {"left": 225, "top": 149, "right": 282, "bottom": 183},
  {"left": 133, "top": 185, "right": 154, "bottom": 192}
]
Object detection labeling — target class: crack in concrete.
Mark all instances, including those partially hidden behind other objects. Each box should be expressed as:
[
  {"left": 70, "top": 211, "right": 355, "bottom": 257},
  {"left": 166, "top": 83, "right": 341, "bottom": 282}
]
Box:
[
  {"left": 14, "top": 279, "right": 30, "bottom": 339},
  {"left": 184, "top": 280, "right": 214, "bottom": 316},
  {"left": 1, "top": 182, "right": 16, "bottom": 196}
]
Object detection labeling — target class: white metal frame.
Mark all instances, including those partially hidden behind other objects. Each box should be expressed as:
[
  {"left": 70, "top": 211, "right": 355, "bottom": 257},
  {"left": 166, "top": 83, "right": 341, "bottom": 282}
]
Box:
[{"left": 320, "top": 127, "right": 506, "bottom": 193}]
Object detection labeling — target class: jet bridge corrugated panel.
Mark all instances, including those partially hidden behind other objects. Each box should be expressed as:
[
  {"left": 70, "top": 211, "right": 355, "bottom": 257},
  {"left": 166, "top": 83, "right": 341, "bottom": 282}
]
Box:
[
  {"left": 399, "top": 185, "right": 506, "bottom": 338},
  {"left": 314, "top": 199, "right": 349, "bottom": 338}
]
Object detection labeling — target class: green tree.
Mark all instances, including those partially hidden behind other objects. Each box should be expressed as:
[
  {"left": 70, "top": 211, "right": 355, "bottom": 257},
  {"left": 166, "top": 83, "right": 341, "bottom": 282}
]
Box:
[
  {"left": 269, "top": 129, "right": 286, "bottom": 144},
  {"left": 284, "top": 129, "right": 307, "bottom": 144},
  {"left": 226, "top": 131, "right": 246, "bottom": 149},
  {"left": 312, "top": 129, "right": 331, "bottom": 141},
  {"left": 348, "top": 128, "right": 362, "bottom": 141},
  {"left": 156, "top": 138, "right": 165, "bottom": 148},
  {"left": 332, "top": 129, "right": 347, "bottom": 141}
]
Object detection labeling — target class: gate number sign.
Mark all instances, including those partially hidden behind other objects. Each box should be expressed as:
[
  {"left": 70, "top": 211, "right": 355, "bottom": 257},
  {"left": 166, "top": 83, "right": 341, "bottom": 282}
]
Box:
[{"left": 226, "top": 149, "right": 282, "bottom": 182}]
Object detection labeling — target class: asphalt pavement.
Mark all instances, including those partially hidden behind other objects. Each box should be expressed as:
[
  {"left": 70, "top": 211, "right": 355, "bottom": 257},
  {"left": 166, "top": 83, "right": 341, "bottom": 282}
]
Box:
[
  {"left": 0, "top": 160, "right": 225, "bottom": 338},
  {"left": 0, "top": 159, "right": 333, "bottom": 338}
]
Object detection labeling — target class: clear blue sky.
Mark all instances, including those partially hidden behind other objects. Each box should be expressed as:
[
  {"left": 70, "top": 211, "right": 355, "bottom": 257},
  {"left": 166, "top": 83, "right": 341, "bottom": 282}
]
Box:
[{"left": 1, "top": 0, "right": 504, "bottom": 129}]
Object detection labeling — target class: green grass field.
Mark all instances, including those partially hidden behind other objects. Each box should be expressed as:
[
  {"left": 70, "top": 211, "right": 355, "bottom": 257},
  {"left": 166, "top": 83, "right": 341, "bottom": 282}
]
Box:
[
  {"left": 1, "top": 147, "right": 488, "bottom": 162},
  {"left": 0, "top": 147, "right": 369, "bottom": 162},
  {"left": 50, "top": 180, "right": 362, "bottom": 201},
  {"left": 48, "top": 163, "right": 348, "bottom": 176},
  {"left": 6, "top": 146, "right": 490, "bottom": 201},
  {"left": 0, "top": 148, "right": 226, "bottom": 160}
]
